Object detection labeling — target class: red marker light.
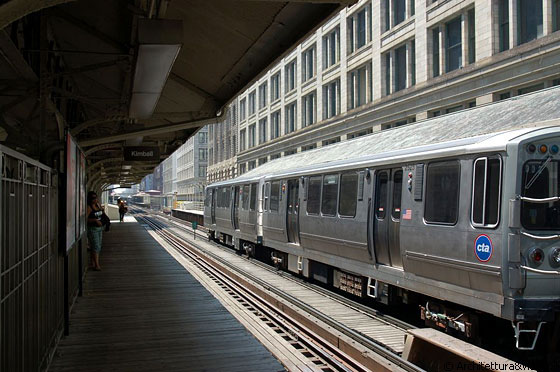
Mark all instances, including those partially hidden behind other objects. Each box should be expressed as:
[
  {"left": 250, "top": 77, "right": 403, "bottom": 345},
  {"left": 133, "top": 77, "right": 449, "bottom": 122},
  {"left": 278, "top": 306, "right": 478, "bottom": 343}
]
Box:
[
  {"left": 531, "top": 248, "right": 544, "bottom": 263},
  {"left": 408, "top": 172, "right": 413, "bottom": 178}
]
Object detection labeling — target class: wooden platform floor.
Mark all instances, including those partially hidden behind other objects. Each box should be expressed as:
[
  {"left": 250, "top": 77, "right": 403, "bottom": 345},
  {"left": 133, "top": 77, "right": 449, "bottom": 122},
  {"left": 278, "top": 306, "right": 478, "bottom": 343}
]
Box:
[{"left": 49, "top": 219, "right": 284, "bottom": 372}]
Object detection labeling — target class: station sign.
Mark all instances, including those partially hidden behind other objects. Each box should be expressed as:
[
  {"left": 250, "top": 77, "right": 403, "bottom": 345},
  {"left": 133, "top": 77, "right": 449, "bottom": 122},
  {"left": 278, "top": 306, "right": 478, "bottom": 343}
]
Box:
[{"left": 123, "top": 146, "right": 160, "bottom": 161}]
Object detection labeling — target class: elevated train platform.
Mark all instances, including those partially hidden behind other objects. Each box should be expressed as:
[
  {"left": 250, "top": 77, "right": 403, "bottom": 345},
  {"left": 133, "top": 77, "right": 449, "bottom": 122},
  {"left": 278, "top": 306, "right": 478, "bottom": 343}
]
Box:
[{"left": 48, "top": 218, "right": 283, "bottom": 372}]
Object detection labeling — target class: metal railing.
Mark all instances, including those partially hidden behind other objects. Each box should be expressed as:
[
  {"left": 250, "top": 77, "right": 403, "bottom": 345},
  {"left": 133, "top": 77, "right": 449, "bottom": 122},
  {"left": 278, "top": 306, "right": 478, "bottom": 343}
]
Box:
[{"left": 0, "top": 145, "right": 84, "bottom": 371}]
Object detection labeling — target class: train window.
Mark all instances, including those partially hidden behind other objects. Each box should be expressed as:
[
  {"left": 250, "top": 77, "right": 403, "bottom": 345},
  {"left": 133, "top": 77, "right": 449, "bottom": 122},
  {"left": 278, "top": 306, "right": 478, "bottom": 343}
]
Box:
[
  {"left": 392, "top": 170, "right": 403, "bottom": 219},
  {"left": 242, "top": 185, "right": 250, "bottom": 210},
  {"left": 425, "top": 161, "right": 460, "bottom": 224},
  {"left": 250, "top": 183, "right": 257, "bottom": 211},
  {"left": 321, "top": 174, "right": 339, "bottom": 216},
  {"left": 307, "top": 176, "right": 321, "bottom": 214},
  {"left": 339, "top": 172, "right": 358, "bottom": 217},
  {"left": 521, "top": 160, "right": 560, "bottom": 230},
  {"left": 375, "top": 172, "right": 388, "bottom": 219},
  {"left": 270, "top": 181, "right": 280, "bottom": 212},
  {"left": 472, "top": 157, "right": 501, "bottom": 227},
  {"left": 217, "top": 188, "right": 223, "bottom": 208},
  {"left": 224, "top": 187, "right": 231, "bottom": 208}
]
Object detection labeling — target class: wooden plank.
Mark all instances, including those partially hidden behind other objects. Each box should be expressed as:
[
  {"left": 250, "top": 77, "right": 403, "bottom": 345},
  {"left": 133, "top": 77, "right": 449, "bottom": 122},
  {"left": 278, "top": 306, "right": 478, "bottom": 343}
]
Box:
[
  {"left": 403, "top": 328, "right": 534, "bottom": 372},
  {"left": 49, "top": 221, "right": 284, "bottom": 372}
]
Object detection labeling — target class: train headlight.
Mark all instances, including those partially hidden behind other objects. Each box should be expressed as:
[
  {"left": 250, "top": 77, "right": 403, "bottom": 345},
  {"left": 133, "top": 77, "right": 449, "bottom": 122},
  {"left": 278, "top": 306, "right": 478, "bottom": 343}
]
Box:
[
  {"left": 550, "top": 247, "right": 560, "bottom": 267},
  {"left": 528, "top": 247, "right": 544, "bottom": 265},
  {"left": 527, "top": 144, "right": 536, "bottom": 153}
]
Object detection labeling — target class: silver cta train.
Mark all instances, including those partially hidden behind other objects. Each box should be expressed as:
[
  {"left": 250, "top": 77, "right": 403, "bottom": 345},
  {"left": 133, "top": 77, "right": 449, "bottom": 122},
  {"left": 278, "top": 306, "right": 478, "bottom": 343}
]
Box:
[{"left": 204, "top": 87, "right": 560, "bottom": 350}]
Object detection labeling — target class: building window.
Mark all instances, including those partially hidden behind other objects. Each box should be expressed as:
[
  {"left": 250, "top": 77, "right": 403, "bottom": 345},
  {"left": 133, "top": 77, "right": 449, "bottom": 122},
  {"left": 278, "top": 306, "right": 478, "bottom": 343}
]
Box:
[
  {"left": 499, "top": 0, "right": 509, "bottom": 52},
  {"left": 301, "top": 144, "right": 317, "bottom": 152},
  {"left": 199, "top": 131, "right": 207, "bottom": 144},
  {"left": 446, "top": 16, "right": 462, "bottom": 73},
  {"left": 322, "top": 137, "right": 340, "bottom": 146},
  {"left": 518, "top": 0, "right": 543, "bottom": 45},
  {"left": 395, "top": 44, "right": 407, "bottom": 92},
  {"left": 270, "top": 110, "right": 280, "bottom": 140},
  {"left": 271, "top": 72, "right": 280, "bottom": 102},
  {"left": 302, "top": 45, "right": 316, "bottom": 82},
  {"left": 285, "top": 149, "right": 297, "bottom": 156},
  {"left": 240, "top": 98, "right": 246, "bottom": 121},
  {"left": 348, "top": 62, "right": 372, "bottom": 110},
  {"left": 302, "top": 91, "right": 316, "bottom": 127},
  {"left": 258, "top": 157, "right": 268, "bottom": 166},
  {"left": 348, "top": 5, "right": 370, "bottom": 54},
  {"left": 199, "top": 148, "right": 207, "bottom": 161},
  {"left": 248, "top": 161, "right": 256, "bottom": 171},
  {"left": 348, "top": 128, "right": 373, "bottom": 139},
  {"left": 323, "top": 79, "right": 340, "bottom": 119},
  {"left": 394, "top": 0, "right": 406, "bottom": 26},
  {"left": 248, "top": 124, "right": 256, "bottom": 148},
  {"left": 285, "top": 101, "right": 297, "bottom": 134},
  {"left": 285, "top": 59, "right": 296, "bottom": 93},
  {"left": 258, "top": 118, "right": 267, "bottom": 144},
  {"left": 198, "top": 166, "right": 207, "bottom": 178},
  {"left": 554, "top": 0, "right": 560, "bottom": 32},
  {"left": 323, "top": 26, "right": 340, "bottom": 70},
  {"left": 248, "top": 91, "right": 256, "bottom": 116},
  {"left": 425, "top": 161, "right": 460, "bottom": 224},
  {"left": 239, "top": 129, "right": 246, "bottom": 151},
  {"left": 432, "top": 28, "right": 440, "bottom": 77},
  {"left": 258, "top": 82, "right": 267, "bottom": 109},
  {"left": 518, "top": 83, "right": 545, "bottom": 95},
  {"left": 270, "top": 153, "right": 281, "bottom": 160},
  {"left": 239, "top": 163, "right": 246, "bottom": 175},
  {"left": 468, "top": 9, "right": 475, "bottom": 64}
]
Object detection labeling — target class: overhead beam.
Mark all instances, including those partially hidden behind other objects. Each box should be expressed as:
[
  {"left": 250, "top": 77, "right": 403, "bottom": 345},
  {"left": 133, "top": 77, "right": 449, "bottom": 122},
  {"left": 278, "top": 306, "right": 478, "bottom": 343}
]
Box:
[
  {"left": 50, "top": 8, "right": 128, "bottom": 53},
  {"left": 71, "top": 115, "right": 132, "bottom": 137},
  {"left": 84, "top": 142, "right": 124, "bottom": 156},
  {"left": 0, "top": 0, "right": 75, "bottom": 30},
  {"left": 79, "top": 116, "right": 218, "bottom": 147},
  {"left": 50, "top": 59, "right": 127, "bottom": 79}
]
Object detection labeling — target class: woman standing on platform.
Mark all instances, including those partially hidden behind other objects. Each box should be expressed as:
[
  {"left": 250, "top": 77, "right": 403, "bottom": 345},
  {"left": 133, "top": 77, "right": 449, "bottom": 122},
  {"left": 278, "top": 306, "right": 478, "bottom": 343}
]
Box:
[{"left": 87, "top": 191, "right": 103, "bottom": 271}]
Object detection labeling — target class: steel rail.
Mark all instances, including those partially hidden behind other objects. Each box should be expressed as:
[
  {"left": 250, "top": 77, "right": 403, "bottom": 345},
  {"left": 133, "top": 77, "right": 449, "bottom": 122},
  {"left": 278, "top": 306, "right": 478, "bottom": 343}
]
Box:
[
  {"left": 140, "top": 207, "right": 415, "bottom": 333},
  {"left": 134, "top": 211, "right": 424, "bottom": 372},
  {"left": 138, "top": 214, "right": 370, "bottom": 372}
]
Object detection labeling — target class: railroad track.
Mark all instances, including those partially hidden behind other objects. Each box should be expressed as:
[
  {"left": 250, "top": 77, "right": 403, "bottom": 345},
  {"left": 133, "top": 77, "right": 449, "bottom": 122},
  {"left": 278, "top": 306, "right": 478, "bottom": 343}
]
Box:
[{"left": 132, "top": 209, "right": 424, "bottom": 372}]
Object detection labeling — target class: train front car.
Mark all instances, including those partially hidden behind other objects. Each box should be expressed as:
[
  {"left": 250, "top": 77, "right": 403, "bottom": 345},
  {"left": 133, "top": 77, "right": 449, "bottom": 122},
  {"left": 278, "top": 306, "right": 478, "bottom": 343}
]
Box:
[{"left": 505, "top": 126, "right": 560, "bottom": 352}]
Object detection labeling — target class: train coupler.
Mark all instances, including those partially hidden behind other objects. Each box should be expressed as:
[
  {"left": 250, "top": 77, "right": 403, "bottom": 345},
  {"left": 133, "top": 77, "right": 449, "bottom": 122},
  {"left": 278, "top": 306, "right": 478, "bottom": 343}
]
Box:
[{"left": 420, "top": 302, "right": 475, "bottom": 338}]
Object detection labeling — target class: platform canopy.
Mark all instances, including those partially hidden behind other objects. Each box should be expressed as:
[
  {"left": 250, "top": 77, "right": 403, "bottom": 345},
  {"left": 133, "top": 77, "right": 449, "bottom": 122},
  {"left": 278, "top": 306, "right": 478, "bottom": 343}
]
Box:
[{"left": 0, "top": 0, "right": 355, "bottom": 188}]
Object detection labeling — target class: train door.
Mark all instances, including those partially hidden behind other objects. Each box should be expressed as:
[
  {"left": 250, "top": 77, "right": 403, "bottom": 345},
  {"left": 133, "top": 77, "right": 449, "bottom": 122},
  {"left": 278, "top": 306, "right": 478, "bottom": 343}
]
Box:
[
  {"left": 373, "top": 169, "right": 403, "bottom": 268},
  {"left": 211, "top": 189, "right": 216, "bottom": 225},
  {"left": 286, "top": 179, "right": 300, "bottom": 244},
  {"left": 232, "top": 186, "right": 240, "bottom": 230}
]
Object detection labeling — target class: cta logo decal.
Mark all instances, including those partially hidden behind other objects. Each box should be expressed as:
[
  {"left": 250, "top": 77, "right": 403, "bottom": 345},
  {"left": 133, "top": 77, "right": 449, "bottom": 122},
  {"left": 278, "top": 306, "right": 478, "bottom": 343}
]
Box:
[{"left": 474, "top": 234, "right": 493, "bottom": 262}]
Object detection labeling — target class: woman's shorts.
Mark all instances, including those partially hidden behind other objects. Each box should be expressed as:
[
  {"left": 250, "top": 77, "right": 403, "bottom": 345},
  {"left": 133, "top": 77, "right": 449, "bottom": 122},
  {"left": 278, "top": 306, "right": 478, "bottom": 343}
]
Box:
[{"left": 87, "top": 226, "right": 103, "bottom": 253}]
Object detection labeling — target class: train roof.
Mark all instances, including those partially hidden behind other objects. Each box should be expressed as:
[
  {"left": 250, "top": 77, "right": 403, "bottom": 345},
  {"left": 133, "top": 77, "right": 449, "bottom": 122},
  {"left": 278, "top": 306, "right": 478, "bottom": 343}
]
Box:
[{"left": 209, "top": 87, "right": 560, "bottom": 187}]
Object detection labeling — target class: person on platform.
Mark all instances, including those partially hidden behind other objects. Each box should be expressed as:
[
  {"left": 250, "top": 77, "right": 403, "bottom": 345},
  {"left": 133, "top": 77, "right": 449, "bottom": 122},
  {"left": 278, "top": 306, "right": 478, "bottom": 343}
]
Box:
[
  {"left": 118, "top": 198, "right": 127, "bottom": 222},
  {"left": 87, "top": 191, "right": 103, "bottom": 271}
]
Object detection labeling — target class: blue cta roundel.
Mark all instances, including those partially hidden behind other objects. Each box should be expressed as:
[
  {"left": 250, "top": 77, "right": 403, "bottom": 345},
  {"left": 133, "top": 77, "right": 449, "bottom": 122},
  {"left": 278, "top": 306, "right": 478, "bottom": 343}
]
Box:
[{"left": 474, "top": 234, "right": 493, "bottom": 262}]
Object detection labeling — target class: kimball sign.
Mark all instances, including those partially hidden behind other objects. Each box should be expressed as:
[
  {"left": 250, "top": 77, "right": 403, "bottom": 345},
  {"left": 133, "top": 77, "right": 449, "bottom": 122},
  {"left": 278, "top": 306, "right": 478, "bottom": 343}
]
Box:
[{"left": 123, "top": 146, "right": 160, "bottom": 161}]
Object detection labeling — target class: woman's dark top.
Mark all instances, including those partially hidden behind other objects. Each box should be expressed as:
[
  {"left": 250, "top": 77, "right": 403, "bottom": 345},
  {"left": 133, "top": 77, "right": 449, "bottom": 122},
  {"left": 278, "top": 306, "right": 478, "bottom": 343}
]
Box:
[{"left": 88, "top": 203, "right": 103, "bottom": 227}]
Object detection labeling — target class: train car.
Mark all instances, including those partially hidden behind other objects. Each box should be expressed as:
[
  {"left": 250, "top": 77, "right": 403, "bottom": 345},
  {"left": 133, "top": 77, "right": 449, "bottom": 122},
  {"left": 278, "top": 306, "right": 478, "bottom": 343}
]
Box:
[{"left": 204, "top": 87, "right": 560, "bottom": 350}]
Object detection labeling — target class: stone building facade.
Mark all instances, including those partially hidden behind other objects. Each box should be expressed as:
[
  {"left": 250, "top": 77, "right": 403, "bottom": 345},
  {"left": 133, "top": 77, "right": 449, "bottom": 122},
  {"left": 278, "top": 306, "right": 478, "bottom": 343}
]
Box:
[
  {"left": 175, "top": 128, "right": 208, "bottom": 210},
  {"left": 204, "top": 0, "right": 560, "bottom": 180}
]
